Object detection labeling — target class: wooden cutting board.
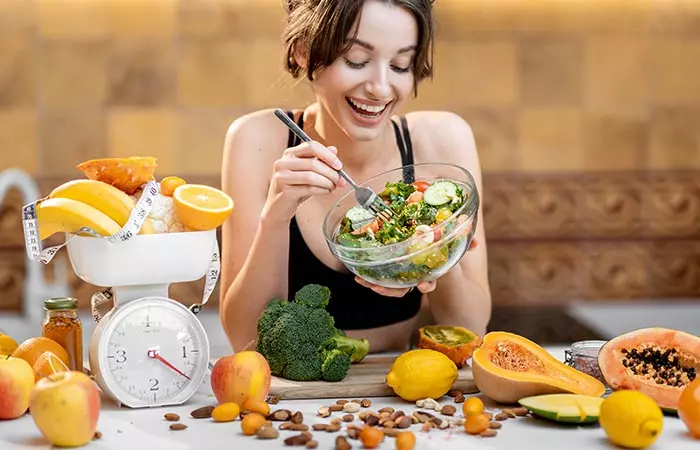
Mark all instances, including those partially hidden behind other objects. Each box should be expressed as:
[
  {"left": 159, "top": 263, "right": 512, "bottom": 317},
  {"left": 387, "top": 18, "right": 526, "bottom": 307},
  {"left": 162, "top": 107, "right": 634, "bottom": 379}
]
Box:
[{"left": 268, "top": 355, "right": 478, "bottom": 400}]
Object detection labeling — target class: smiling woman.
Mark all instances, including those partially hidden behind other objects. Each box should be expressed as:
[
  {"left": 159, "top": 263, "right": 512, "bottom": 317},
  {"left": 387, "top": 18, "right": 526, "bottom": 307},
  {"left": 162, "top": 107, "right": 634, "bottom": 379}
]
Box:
[{"left": 219, "top": 0, "right": 492, "bottom": 354}]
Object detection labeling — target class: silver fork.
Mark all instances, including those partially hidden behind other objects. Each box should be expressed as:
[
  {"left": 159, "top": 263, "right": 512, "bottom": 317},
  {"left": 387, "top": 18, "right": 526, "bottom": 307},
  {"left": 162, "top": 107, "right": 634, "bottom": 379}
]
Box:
[{"left": 274, "top": 109, "right": 395, "bottom": 223}]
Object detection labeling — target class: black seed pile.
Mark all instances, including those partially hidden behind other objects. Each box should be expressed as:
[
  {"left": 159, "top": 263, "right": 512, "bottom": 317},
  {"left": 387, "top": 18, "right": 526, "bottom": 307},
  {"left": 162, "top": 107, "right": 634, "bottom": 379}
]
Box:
[{"left": 621, "top": 347, "right": 697, "bottom": 387}]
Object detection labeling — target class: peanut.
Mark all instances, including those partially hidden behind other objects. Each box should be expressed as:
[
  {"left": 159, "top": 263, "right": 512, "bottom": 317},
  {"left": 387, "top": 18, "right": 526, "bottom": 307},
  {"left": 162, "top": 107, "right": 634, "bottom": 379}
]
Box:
[
  {"left": 335, "top": 435, "right": 352, "bottom": 450},
  {"left": 270, "top": 409, "right": 292, "bottom": 421},
  {"left": 343, "top": 402, "right": 360, "bottom": 413},
  {"left": 306, "top": 440, "right": 318, "bottom": 449},
  {"left": 440, "top": 405, "right": 457, "bottom": 416},
  {"left": 190, "top": 405, "right": 214, "bottom": 419},
  {"left": 366, "top": 415, "right": 379, "bottom": 426},
  {"left": 164, "top": 413, "right": 180, "bottom": 422},
  {"left": 256, "top": 425, "right": 279, "bottom": 439},
  {"left": 396, "top": 416, "right": 412, "bottom": 429},
  {"left": 169, "top": 423, "right": 187, "bottom": 431},
  {"left": 284, "top": 433, "right": 311, "bottom": 446}
]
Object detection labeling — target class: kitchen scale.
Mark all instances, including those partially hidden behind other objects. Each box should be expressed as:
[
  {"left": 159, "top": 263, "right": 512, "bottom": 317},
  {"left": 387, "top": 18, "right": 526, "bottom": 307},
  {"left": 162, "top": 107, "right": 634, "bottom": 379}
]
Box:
[{"left": 65, "top": 229, "right": 219, "bottom": 409}]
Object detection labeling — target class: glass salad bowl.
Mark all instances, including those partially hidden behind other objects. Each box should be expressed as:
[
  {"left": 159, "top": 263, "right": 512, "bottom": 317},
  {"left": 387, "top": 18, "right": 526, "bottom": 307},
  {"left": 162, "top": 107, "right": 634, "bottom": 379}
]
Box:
[{"left": 323, "top": 163, "right": 480, "bottom": 289}]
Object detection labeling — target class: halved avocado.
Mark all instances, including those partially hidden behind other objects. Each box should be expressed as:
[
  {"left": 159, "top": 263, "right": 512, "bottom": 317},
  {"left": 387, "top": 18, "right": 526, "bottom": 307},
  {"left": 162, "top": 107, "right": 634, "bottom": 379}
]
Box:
[{"left": 518, "top": 394, "right": 604, "bottom": 424}]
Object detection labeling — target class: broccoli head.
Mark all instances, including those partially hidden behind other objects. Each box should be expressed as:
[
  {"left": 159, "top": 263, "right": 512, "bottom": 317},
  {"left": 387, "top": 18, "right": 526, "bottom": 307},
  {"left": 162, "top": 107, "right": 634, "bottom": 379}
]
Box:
[
  {"left": 320, "top": 349, "right": 351, "bottom": 382},
  {"left": 294, "top": 283, "right": 331, "bottom": 309},
  {"left": 255, "top": 284, "right": 370, "bottom": 382}
]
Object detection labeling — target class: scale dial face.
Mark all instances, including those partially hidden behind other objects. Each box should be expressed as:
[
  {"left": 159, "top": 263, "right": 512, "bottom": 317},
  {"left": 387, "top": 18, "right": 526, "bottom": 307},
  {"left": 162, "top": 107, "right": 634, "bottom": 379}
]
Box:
[{"left": 93, "top": 297, "right": 210, "bottom": 408}]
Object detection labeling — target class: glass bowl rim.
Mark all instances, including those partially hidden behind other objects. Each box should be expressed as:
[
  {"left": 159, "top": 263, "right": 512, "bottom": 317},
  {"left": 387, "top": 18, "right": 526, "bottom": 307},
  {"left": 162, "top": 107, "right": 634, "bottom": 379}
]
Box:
[{"left": 322, "top": 162, "right": 479, "bottom": 254}]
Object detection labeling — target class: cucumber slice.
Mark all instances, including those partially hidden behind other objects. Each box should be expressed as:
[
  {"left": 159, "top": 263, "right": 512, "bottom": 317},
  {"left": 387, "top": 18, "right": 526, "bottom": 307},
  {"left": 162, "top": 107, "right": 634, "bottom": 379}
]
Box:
[
  {"left": 423, "top": 180, "right": 459, "bottom": 206},
  {"left": 345, "top": 206, "right": 375, "bottom": 230}
]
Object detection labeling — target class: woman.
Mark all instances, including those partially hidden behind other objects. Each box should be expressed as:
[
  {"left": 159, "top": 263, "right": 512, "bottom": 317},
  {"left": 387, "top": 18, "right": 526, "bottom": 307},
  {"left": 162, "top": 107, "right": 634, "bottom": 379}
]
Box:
[{"left": 219, "top": 0, "right": 491, "bottom": 353}]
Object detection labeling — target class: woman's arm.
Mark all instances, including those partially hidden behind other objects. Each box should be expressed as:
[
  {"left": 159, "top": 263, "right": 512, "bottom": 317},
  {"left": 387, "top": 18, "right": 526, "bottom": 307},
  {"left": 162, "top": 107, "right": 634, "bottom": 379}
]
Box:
[
  {"left": 219, "top": 111, "right": 344, "bottom": 352},
  {"left": 219, "top": 114, "right": 292, "bottom": 352},
  {"left": 422, "top": 113, "right": 492, "bottom": 336}
]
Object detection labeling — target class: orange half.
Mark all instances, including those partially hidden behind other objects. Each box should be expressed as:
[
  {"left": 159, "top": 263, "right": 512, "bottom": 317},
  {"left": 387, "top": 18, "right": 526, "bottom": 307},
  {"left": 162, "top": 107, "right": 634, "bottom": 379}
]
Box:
[
  {"left": 173, "top": 184, "right": 234, "bottom": 231},
  {"left": 33, "top": 351, "right": 70, "bottom": 381}
]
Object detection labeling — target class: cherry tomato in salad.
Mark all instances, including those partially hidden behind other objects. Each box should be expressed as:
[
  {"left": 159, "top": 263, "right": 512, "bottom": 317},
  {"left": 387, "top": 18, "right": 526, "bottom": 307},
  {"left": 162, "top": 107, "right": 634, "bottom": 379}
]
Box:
[{"left": 412, "top": 180, "right": 431, "bottom": 192}]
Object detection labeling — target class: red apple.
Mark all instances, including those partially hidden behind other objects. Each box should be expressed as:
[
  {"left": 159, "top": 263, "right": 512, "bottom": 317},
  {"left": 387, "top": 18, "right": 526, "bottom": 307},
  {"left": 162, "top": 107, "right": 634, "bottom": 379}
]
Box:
[
  {"left": 210, "top": 351, "right": 271, "bottom": 406},
  {"left": 0, "top": 355, "right": 34, "bottom": 419}
]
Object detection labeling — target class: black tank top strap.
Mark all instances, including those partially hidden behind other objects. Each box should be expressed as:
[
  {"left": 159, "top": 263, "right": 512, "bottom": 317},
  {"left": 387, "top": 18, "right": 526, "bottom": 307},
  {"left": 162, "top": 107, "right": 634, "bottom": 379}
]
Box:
[{"left": 392, "top": 117, "right": 415, "bottom": 183}]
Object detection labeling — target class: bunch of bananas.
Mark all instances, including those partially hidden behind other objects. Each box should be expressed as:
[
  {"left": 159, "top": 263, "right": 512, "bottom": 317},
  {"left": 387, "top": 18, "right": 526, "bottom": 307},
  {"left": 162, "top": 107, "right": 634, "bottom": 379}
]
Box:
[{"left": 37, "top": 179, "right": 155, "bottom": 240}]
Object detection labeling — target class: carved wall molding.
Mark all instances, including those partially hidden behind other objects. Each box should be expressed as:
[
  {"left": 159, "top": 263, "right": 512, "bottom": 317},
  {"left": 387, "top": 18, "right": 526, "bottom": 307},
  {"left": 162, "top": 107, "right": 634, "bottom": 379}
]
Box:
[{"left": 0, "top": 171, "right": 698, "bottom": 312}]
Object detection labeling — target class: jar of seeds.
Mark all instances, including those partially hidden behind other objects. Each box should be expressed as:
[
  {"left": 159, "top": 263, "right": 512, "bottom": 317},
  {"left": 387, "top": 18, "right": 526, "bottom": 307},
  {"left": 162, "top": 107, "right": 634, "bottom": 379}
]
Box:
[{"left": 564, "top": 340, "right": 608, "bottom": 387}]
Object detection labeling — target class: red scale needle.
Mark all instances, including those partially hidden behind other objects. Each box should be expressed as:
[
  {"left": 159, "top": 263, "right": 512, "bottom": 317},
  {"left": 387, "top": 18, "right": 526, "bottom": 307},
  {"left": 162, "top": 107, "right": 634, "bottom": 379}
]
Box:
[{"left": 147, "top": 349, "right": 191, "bottom": 380}]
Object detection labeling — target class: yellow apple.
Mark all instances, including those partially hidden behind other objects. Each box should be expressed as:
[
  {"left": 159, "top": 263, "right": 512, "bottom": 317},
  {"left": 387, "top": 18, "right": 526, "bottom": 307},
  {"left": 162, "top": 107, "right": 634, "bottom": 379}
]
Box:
[
  {"left": 29, "top": 370, "right": 101, "bottom": 447},
  {"left": 0, "top": 355, "right": 35, "bottom": 419}
]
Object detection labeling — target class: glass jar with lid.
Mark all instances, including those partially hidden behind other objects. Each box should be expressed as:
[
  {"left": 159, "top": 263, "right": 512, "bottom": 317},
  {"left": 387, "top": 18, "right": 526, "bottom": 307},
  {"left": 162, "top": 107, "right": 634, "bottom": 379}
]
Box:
[
  {"left": 41, "top": 297, "right": 83, "bottom": 372},
  {"left": 564, "top": 340, "right": 609, "bottom": 389}
]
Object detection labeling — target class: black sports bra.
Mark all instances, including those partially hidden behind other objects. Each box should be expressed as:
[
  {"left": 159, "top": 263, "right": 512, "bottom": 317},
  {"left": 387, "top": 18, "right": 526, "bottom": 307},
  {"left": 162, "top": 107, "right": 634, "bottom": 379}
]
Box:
[{"left": 285, "top": 111, "right": 423, "bottom": 330}]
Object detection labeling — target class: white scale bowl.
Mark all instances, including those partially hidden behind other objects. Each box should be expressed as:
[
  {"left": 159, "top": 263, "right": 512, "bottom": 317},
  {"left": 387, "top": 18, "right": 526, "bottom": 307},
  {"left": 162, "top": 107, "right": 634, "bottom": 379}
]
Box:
[{"left": 65, "top": 230, "right": 217, "bottom": 288}]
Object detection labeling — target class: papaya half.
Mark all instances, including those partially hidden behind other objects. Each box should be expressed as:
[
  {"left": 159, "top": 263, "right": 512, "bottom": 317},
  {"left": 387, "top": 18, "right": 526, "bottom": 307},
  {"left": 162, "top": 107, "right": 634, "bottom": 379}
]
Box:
[
  {"left": 471, "top": 331, "right": 606, "bottom": 404},
  {"left": 598, "top": 327, "right": 699, "bottom": 412},
  {"left": 417, "top": 325, "right": 481, "bottom": 368}
]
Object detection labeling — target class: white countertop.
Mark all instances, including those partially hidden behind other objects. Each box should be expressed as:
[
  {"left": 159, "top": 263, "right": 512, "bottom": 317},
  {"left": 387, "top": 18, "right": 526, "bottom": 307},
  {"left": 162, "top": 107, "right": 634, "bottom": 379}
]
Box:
[{"left": 1, "top": 347, "right": 698, "bottom": 450}]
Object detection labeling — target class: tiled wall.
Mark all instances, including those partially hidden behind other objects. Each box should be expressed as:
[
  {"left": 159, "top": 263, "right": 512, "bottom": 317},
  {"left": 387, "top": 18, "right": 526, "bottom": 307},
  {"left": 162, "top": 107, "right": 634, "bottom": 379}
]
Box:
[
  {"left": 1, "top": 0, "right": 699, "bottom": 177},
  {"left": 1, "top": 0, "right": 699, "bottom": 316}
]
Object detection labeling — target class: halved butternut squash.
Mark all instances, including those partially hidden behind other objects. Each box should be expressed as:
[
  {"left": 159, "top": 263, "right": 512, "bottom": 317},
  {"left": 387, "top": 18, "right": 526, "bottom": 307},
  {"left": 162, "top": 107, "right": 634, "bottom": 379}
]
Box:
[{"left": 472, "top": 331, "right": 606, "bottom": 404}]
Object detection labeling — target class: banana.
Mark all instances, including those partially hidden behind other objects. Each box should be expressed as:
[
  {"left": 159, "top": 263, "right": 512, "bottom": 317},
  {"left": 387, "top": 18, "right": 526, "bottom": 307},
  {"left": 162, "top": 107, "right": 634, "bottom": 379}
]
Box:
[
  {"left": 36, "top": 197, "right": 123, "bottom": 240},
  {"left": 49, "top": 179, "right": 154, "bottom": 234}
]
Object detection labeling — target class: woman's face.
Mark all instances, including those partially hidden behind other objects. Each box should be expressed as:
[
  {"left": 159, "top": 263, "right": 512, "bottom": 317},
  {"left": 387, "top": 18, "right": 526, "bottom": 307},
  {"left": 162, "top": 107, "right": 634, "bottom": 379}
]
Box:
[{"left": 311, "top": 0, "right": 418, "bottom": 142}]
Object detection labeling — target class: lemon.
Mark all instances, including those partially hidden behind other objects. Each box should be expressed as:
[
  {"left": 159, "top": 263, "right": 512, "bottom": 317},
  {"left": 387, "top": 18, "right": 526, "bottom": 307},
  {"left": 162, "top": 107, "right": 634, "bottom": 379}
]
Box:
[
  {"left": 385, "top": 349, "right": 458, "bottom": 401},
  {"left": 0, "top": 332, "right": 18, "bottom": 356},
  {"left": 599, "top": 390, "right": 663, "bottom": 449}
]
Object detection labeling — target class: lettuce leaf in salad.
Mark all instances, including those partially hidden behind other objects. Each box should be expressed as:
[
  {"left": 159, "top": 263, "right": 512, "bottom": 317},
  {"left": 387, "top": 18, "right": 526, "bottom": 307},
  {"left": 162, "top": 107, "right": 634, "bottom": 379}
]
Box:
[{"left": 336, "top": 180, "right": 467, "bottom": 248}]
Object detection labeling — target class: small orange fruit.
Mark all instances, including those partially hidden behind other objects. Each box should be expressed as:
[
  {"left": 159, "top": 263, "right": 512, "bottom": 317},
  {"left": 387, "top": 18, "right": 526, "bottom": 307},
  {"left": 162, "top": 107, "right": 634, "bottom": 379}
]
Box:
[
  {"left": 462, "top": 396, "right": 484, "bottom": 417},
  {"left": 242, "top": 399, "right": 270, "bottom": 417},
  {"left": 12, "top": 337, "right": 70, "bottom": 368},
  {"left": 160, "top": 176, "right": 186, "bottom": 197},
  {"left": 173, "top": 184, "right": 234, "bottom": 231},
  {"left": 240, "top": 412, "right": 266, "bottom": 435},
  {"left": 360, "top": 426, "right": 384, "bottom": 448},
  {"left": 464, "top": 413, "right": 490, "bottom": 435},
  {"left": 32, "top": 351, "right": 70, "bottom": 381},
  {"left": 679, "top": 378, "right": 700, "bottom": 438}
]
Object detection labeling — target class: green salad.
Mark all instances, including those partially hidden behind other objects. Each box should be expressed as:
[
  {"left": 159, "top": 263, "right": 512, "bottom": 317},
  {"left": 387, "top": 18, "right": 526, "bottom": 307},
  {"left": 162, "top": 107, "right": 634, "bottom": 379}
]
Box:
[{"left": 332, "top": 178, "right": 471, "bottom": 284}]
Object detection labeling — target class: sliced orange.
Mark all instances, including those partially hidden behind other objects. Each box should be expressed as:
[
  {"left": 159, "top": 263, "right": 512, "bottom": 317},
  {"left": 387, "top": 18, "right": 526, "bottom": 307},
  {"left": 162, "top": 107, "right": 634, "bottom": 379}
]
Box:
[
  {"left": 33, "top": 351, "right": 70, "bottom": 381},
  {"left": 173, "top": 184, "right": 234, "bottom": 231},
  {"left": 12, "top": 336, "right": 70, "bottom": 368}
]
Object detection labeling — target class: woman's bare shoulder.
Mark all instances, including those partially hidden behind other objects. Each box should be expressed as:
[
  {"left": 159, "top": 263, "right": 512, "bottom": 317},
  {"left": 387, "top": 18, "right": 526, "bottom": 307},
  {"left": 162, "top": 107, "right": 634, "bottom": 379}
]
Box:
[
  {"left": 224, "top": 108, "right": 293, "bottom": 156},
  {"left": 402, "top": 110, "right": 476, "bottom": 156}
]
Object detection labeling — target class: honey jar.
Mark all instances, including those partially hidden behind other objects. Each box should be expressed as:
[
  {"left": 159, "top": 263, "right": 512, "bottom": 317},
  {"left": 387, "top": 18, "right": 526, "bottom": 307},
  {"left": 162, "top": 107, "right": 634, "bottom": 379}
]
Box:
[{"left": 42, "top": 297, "right": 83, "bottom": 372}]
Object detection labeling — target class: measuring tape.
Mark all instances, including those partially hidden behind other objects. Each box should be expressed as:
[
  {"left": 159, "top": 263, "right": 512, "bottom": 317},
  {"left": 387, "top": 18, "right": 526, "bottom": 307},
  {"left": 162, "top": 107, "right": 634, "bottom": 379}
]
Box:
[{"left": 21, "top": 180, "right": 221, "bottom": 320}]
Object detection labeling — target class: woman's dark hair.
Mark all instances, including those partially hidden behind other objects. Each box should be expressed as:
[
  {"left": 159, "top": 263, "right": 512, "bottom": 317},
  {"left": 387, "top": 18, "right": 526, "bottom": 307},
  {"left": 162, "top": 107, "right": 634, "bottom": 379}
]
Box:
[{"left": 283, "top": 0, "right": 434, "bottom": 95}]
